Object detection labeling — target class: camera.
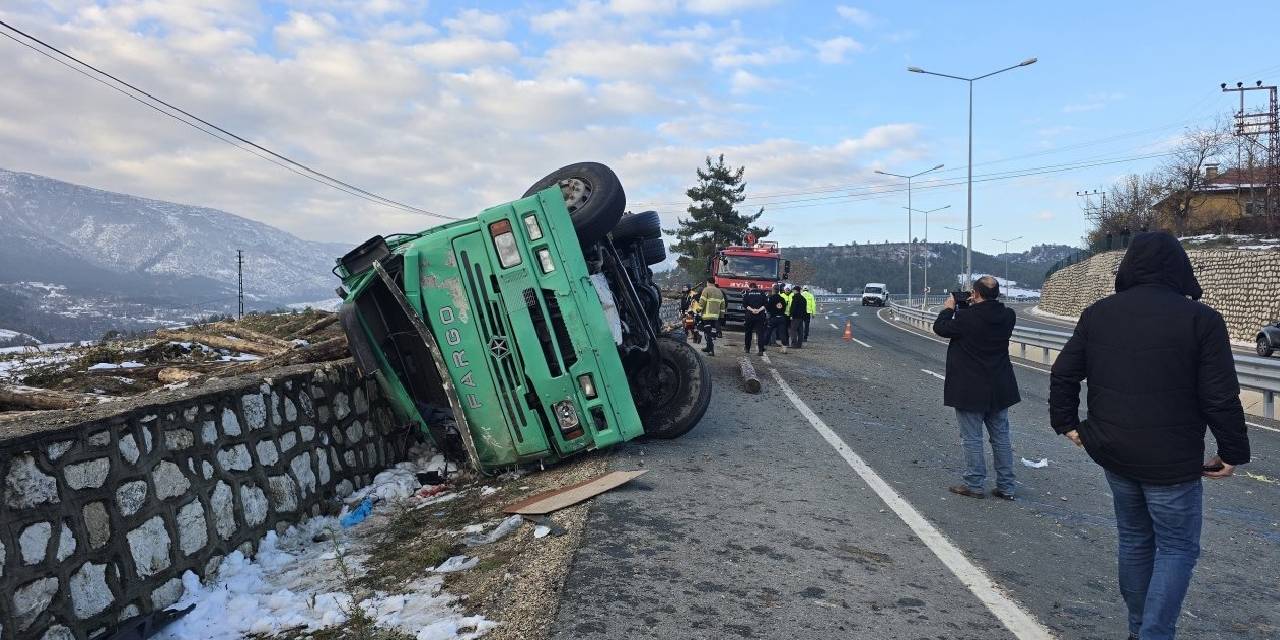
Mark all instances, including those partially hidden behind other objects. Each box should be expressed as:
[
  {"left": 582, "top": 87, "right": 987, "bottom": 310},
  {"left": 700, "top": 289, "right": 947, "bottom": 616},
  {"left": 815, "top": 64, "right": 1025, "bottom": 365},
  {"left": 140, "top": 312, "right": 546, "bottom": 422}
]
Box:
[{"left": 951, "top": 290, "right": 972, "bottom": 309}]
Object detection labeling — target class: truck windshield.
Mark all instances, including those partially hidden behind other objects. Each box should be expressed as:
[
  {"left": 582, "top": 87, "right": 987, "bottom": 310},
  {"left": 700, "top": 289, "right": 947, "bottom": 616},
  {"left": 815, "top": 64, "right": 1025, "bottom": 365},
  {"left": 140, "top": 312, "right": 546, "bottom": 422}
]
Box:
[
  {"left": 720, "top": 255, "right": 779, "bottom": 279},
  {"left": 865, "top": 286, "right": 883, "bottom": 294}
]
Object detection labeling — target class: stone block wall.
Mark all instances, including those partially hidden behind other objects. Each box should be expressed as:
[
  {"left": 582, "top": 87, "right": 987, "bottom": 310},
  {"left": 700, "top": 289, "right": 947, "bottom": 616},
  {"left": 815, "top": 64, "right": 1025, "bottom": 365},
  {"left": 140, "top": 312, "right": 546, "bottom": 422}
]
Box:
[
  {"left": 1040, "top": 249, "right": 1280, "bottom": 343},
  {"left": 0, "top": 360, "right": 412, "bottom": 640}
]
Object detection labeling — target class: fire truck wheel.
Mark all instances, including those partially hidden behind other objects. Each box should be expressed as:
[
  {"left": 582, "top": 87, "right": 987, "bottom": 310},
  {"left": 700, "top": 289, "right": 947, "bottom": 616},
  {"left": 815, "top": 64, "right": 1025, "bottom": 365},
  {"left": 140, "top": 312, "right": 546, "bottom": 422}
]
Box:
[
  {"left": 612, "top": 210, "right": 662, "bottom": 241},
  {"left": 523, "top": 162, "right": 626, "bottom": 245},
  {"left": 637, "top": 237, "right": 667, "bottom": 265},
  {"left": 638, "top": 336, "right": 712, "bottom": 439}
]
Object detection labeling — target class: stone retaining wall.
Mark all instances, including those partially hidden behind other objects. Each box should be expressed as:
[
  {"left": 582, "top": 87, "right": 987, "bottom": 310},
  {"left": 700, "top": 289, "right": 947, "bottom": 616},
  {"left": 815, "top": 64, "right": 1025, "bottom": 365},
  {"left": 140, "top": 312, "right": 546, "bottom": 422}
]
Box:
[
  {"left": 1040, "top": 249, "right": 1280, "bottom": 343},
  {"left": 0, "top": 360, "right": 411, "bottom": 640}
]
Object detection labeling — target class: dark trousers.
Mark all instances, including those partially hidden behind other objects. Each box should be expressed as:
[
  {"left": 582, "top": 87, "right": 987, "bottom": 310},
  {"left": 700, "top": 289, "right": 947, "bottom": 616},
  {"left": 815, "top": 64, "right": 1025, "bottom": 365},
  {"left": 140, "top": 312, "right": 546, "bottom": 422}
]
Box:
[
  {"left": 802, "top": 315, "right": 812, "bottom": 341},
  {"left": 699, "top": 320, "right": 718, "bottom": 353},
  {"left": 767, "top": 316, "right": 789, "bottom": 346},
  {"left": 743, "top": 314, "right": 767, "bottom": 353},
  {"left": 789, "top": 318, "right": 804, "bottom": 348}
]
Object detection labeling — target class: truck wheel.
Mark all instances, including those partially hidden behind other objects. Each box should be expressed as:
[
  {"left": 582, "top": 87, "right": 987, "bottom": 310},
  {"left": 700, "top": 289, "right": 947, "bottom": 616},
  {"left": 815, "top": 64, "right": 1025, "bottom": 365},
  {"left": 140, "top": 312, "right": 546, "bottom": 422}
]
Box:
[
  {"left": 612, "top": 210, "right": 662, "bottom": 241},
  {"left": 637, "top": 237, "right": 666, "bottom": 265},
  {"left": 637, "top": 336, "right": 712, "bottom": 439},
  {"left": 523, "top": 162, "right": 625, "bottom": 246}
]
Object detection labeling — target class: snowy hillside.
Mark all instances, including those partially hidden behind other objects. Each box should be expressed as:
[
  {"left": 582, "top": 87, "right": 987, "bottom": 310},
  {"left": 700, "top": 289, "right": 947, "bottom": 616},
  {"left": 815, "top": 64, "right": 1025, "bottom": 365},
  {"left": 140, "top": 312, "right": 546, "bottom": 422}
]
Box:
[{"left": 0, "top": 168, "right": 348, "bottom": 300}]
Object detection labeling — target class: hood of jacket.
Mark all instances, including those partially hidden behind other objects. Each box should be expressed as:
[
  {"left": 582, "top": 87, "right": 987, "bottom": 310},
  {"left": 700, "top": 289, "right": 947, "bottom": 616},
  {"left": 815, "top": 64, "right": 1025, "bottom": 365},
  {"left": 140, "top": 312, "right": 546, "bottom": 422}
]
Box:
[{"left": 1114, "top": 231, "right": 1202, "bottom": 300}]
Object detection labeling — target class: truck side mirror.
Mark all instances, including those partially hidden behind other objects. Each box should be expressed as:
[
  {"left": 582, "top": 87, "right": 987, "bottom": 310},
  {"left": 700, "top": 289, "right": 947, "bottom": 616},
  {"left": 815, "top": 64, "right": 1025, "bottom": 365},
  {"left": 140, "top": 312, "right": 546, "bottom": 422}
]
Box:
[{"left": 783, "top": 260, "right": 791, "bottom": 278}]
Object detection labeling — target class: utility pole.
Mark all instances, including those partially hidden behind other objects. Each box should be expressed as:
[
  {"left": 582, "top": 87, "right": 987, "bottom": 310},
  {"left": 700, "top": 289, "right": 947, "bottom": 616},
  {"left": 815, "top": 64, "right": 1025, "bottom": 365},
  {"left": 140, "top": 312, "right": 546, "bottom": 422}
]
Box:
[
  {"left": 992, "top": 236, "right": 1024, "bottom": 286},
  {"left": 236, "top": 249, "right": 244, "bottom": 320},
  {"left": 876, "top": 164, "right": 944, "bottom": 305},
  {"left": 1076, "top": 189, "right": 1107, "bottom": 222},
  {"left": 905, "top": 204, "right": 951, "bottom": 307},
  {"left": 1221, "top": 81, "right": 1279, "bottom": 222}
]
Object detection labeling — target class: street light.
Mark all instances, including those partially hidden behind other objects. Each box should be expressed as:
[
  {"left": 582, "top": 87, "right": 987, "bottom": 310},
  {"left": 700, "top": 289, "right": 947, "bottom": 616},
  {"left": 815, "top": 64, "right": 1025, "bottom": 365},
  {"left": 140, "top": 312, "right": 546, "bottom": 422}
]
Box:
[
  {"left": 908, "top": 57, "right": 1037, "bottom": 290},
  {"left": 945, "top": 224, "right": 983, "bottom": 288},
  {"left": 876, "top": 164, "right": 944, "bottom": 305},
  {"left": 905, "top": 204, "right": 951, "bottom": 304},
  {"left": 992, "top": 235, "right": 1024, "bottom": 286}
]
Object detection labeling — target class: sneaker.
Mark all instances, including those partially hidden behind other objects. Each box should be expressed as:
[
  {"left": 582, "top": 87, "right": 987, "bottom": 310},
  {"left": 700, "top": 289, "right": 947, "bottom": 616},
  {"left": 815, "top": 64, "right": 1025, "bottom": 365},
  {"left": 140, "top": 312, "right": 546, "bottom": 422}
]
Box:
[
  {"left": 990, "top": 489, "right": 1015, "bottom": 501},
  {"left": 948, "top": 485, "right": 985, "bottom": 499},
  {"left": 781, "top": 346, "right": 788, "bottom": 354}
]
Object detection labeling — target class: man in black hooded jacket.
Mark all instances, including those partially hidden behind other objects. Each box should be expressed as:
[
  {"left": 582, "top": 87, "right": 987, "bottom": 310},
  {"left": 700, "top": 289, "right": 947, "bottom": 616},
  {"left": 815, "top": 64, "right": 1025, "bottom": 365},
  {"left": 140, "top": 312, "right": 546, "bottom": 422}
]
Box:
[{"left": 1049, "top": 231, "right": 1249, "bottom": 640}]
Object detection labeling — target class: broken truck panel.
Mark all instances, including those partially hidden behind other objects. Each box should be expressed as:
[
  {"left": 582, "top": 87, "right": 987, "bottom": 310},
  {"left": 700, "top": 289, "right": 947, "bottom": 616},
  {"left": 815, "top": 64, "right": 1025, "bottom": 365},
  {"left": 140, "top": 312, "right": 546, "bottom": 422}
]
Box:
[{"left": 336, "top": 188, "right": 645, "bottom": 473}]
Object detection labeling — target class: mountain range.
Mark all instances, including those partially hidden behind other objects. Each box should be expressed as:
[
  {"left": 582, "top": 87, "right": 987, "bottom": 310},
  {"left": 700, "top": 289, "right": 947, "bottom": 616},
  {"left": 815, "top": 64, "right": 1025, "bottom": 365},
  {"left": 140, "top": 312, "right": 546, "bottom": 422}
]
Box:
[{"left": 0, "top": 168, "right": 352, "bottom": 340}]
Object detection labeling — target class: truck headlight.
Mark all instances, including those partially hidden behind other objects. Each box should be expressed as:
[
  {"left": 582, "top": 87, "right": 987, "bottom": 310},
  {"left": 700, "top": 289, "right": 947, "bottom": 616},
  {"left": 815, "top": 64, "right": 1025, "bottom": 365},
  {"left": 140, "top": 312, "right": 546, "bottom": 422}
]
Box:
[
  {"left": 489, "top": 220, "right": 522, "bottom": 268},
  {"left": 537, "top": 248, "right": 555, "bottom": 274},
  {"left": 554, "top": 400, "right": 580, "bottom": 432},
  {"left": 523, "top": 214, "right": 543, "bottom": 240},
  {"left": 577, "top": 374, "right": 597, "bottom": 399}
]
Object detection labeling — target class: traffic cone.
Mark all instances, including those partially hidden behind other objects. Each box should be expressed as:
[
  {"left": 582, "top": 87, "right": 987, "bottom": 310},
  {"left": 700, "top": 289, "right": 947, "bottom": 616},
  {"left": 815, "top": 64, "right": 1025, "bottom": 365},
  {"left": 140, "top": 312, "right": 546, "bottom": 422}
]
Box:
[{"left": 843, "top": 320, "right": 853, "bottom": 342}]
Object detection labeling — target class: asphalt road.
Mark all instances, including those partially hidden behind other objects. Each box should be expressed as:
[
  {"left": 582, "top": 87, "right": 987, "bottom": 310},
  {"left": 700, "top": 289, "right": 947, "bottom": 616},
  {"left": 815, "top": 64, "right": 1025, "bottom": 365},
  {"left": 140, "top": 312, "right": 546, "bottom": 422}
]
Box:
[{"left": 552, "top": 302, "right": 1280, "bottom": 639}]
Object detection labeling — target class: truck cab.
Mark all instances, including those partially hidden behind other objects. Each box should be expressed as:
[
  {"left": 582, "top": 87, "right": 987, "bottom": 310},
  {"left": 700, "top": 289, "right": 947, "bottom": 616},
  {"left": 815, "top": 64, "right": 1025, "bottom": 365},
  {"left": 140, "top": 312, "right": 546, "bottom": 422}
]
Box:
[
  {"left": 861, "top": 283, "right": 889, "bottom": 307},
  {"left": 709, "top": 240, "right": 789, "bottom": 326},
  {"left": 335, "top": 163, "right": 711, "bottom": 473}
]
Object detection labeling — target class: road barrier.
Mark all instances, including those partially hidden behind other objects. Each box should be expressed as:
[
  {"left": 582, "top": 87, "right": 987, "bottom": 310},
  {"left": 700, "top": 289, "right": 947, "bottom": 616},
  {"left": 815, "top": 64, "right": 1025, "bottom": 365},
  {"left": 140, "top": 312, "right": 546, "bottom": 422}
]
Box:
[{"left": 888, "top": 301, "right": 1280, "bottom": 420}]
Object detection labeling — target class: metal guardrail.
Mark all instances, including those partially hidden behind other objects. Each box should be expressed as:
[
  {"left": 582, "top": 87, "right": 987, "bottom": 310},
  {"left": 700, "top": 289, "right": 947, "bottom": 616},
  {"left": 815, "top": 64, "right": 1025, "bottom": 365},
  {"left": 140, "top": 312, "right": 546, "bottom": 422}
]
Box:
[{"left": 887, "top": 301, "right": 1280, "bottom": 419}]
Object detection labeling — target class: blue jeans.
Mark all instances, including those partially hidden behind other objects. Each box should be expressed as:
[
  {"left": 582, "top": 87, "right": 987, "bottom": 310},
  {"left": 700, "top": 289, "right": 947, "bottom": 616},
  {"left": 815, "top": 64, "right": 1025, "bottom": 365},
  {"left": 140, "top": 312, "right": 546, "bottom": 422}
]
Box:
[
  {"left": 954, "top": 408, "right": 1015, "bottom": 494},
  {"left": 1104, "top": 470, "right": 1202, "bottom": 640}
]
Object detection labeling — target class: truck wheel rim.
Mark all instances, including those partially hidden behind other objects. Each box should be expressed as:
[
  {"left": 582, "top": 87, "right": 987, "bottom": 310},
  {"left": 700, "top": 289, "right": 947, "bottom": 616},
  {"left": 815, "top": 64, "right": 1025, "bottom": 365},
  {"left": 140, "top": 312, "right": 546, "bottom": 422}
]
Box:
[{"left": 557, "top": 177, "right": 592, "bottom": 213}]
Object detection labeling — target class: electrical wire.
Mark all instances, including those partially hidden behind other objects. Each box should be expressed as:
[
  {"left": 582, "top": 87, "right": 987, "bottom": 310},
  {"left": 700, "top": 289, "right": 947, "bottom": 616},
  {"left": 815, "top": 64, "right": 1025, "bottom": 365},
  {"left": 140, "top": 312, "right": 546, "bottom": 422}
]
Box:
[{"left": 0, "top": 20, "right": 459, "bottom": 221}]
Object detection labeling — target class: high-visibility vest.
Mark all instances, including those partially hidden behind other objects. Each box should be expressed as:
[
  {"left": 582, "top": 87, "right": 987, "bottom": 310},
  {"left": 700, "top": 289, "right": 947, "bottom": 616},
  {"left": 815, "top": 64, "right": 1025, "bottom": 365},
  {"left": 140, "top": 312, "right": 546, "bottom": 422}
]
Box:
[
  {"left": 701, "top": 296, "right": 723, "bottom": 320},
  {"left": 803, "top": 291, "right": 817, "bottom": 314},
  {"left": 780, "top": 292, "right": 793, "bottom": 315}
]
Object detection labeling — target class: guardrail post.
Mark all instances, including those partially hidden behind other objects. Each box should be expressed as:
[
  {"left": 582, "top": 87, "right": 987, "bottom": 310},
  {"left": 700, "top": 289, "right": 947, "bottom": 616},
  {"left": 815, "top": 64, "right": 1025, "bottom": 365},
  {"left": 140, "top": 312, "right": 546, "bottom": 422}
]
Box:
[
  {"left": 1019, "top": 343, "right": 1026, "bottom": 359},
  {"left": 1043, "top": 346, "right": 1050, "bottom": 363},
  {"left": 1267, "top": 390, "right": 1275, "bottom": 420}
]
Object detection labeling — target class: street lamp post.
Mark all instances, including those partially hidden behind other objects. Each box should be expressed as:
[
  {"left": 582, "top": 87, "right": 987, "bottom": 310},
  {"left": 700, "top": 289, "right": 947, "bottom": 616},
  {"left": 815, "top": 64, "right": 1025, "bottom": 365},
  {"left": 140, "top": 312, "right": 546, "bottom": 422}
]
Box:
[
  {"left": 945, "top": 224, "right": 983, "bottom": 289},
  {"left": 905, "top": 204, "right": 951, "bottom": 306},
  {"left": 908, "top": 57, "right": 1037, "bottom": 290},
  {"left": 992, "top": 235, "right": 1024, "bottom": 287},
  {"left": 876, "top": 164, "right": 943, "bottom": 306}
]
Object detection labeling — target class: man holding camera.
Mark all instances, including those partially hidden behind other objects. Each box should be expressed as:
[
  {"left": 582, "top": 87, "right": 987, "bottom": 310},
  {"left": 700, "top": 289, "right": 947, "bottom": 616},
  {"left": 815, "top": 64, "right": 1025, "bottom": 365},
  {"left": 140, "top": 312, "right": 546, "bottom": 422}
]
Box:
[{"left": 933, "top": 276, "right": 1020, "bottom": 500}]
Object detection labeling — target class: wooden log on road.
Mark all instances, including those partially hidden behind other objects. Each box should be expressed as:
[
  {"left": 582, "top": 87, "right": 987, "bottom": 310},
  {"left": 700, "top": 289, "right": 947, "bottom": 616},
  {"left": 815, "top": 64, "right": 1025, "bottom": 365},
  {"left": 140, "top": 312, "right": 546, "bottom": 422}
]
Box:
[
  {"left": 738, "top": 356, "right": 762, "bottom": 394},
  {"left": 288, "top": 314, "right": 338, "bottom": 338},
  {"left": 157, "top": 330, "right": 282, "bottom": 356}
]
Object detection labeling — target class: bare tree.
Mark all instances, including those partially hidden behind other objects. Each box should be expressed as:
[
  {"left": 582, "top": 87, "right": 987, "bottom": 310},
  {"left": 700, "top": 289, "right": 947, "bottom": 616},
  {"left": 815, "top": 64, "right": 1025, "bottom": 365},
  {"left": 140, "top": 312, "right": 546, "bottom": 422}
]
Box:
[
  {"left": 1086, "top": 171, "right": 1165, "bottom": 246},
  {"left": 1161, "top": 120, "right": 1231, "bottom": 234}
]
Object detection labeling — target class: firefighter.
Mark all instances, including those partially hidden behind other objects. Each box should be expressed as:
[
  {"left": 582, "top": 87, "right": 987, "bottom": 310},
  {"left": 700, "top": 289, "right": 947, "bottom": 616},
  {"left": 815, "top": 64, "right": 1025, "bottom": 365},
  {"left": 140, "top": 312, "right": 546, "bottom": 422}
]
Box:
[
  {"left": 801, "top": 286, "right": 817, "bottom": 342},
  {"left": 697, "top": 277, "right": 725, "bottom": 356},
  {"left": 741, "top": 282, "right": 769, "bottom": 356}
]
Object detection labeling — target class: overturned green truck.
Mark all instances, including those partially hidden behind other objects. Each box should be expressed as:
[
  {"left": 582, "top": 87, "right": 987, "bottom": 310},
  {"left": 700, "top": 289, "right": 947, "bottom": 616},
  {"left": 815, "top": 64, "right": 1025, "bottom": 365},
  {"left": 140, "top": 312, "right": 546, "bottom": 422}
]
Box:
[{"left": 334, "top": 163, "right": 710, "bottom": 473}]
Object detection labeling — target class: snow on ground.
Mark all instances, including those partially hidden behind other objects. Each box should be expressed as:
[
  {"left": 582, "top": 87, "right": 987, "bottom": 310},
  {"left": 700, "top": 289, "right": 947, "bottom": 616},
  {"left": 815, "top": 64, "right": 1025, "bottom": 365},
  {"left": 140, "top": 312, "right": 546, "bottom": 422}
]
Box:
[
  {"left": 0, "top": 342, "right": 79, "bottom": 355},
  {"left": 1029, "top": 306, "right": 1079, "bottom": 323},
  {"left": 156, "top": 516, "right": 494, "bottom": 640},
  {"left": 287, "top": 298, "right": 343, "bottom": 313},
  {"left": 217, "top": 354, "right": 261, "bottom": 362},
  {"left": 87, "top": 361, "right": 145, "bottom": 370}
]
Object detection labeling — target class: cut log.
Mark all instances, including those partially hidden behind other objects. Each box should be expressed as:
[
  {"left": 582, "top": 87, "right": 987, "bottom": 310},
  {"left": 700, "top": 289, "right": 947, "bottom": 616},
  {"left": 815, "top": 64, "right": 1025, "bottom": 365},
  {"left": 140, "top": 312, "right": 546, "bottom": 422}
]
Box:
[
  {"left": 0, "top": 385, "right": 106, "bottom": 411},
  {"left": 157, "top": 368, "right": 203, "bottom": 384},
  {"left": 157, "top": 331, "right": 283, "bottom": 356},
  {"left": 213, "top": 336, "right": 350, "bottom": 376},
  {"left": 738, "top": 356, "right": 762, "bottom": 394},
  {"left": 288, "top": 314, "right": 338, "bottom": 338},
  {"left": 211, "top": 323, "right": 295, "bottom": 350}
]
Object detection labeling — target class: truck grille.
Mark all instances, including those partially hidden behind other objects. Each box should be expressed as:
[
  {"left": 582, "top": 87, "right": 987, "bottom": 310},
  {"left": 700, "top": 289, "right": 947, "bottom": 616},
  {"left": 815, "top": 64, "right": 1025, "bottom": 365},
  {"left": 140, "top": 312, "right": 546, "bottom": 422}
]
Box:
[
  {"left": 525, "top": 288, "right": 578, "bottom": 376},
  {"left": 460, "top": 251, "right": 528, "bottom": 439}
]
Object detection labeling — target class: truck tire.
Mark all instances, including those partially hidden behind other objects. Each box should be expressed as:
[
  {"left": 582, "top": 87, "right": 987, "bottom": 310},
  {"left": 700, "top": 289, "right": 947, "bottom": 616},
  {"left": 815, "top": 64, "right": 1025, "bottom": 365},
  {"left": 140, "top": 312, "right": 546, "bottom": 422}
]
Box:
[
  {"left": 637, "top": 237, "right": 666, "bottom": 265},
  {"left": 638, "top": 336, "right": 712, "bottom": 439},
  {"left": 523, "top": 162, "right": 625, "bottom": 246},
  {"left": 612, "top": 210, "right": 662, "bottom": 241}
]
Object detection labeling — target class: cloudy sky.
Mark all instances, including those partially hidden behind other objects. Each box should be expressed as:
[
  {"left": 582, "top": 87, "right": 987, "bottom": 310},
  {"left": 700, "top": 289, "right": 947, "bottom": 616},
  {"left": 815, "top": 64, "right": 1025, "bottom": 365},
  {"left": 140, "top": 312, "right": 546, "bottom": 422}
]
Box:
[{"left": 3, "top": 0, "right": 1280, "bottom": 256}]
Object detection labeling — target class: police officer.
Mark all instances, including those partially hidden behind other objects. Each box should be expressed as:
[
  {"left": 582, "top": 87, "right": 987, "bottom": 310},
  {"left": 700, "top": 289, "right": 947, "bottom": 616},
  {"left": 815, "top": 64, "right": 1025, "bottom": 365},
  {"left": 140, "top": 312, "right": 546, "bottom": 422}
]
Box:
[
  {"left": 788, "top": 284, "right": 806, "bottom": 349},
  {"left": 741, "top": 282, "right": 769, "bottom": 356},
  {"left": 766, "top": 283, "right": 788, "bottom": 349},
  {"left": 801, "top": 286, "right": 817, "bottom": 342}
]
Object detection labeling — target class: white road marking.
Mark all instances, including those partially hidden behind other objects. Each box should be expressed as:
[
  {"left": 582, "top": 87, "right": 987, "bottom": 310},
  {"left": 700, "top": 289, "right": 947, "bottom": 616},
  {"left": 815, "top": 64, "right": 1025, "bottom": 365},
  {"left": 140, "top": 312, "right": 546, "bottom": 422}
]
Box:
[
  {"left": 1247, "top": 421, "right": 1280, "bottom": 434},
  {"left": 851, "top": 337, "right": 873, "bottom": 349},
  {"left": 768, "top": 369, "right": 1056, "bottom": 640},
  {"left": 829, "top": 323, "right": 839, "bottom": 330},
  {"left": 921, "top": 369, "right": 946, "bottom": 381}
]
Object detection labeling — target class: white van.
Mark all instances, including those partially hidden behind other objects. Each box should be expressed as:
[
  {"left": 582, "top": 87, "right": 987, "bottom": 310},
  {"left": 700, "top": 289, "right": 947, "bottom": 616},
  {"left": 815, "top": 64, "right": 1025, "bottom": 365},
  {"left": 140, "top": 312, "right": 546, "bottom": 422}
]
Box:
[{"left": 861, "top": 283, "right": 889, "bottom": 307}]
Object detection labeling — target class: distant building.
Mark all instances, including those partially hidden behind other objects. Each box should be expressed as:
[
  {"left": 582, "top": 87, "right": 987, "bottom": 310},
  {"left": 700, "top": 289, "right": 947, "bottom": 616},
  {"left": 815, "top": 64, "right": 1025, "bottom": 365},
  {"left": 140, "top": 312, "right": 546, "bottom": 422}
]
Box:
[{"left": 1153, "top": 164, "right": 1277, "bottom": 231}]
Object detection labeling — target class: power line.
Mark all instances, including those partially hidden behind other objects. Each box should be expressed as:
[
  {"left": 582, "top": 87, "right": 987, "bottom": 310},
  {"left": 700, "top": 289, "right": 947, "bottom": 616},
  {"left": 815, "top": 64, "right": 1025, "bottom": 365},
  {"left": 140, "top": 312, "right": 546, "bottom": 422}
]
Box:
[{"left": 0, "top": 20, "right": 459, "bottom": 221}]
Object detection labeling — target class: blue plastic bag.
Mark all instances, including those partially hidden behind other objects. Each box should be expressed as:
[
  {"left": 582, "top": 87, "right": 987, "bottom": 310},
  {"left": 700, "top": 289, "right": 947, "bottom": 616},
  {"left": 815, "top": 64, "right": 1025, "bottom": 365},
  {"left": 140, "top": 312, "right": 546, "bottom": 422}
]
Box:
[{"left": 340, "top": 497, "right": 373, "bottom": 528}]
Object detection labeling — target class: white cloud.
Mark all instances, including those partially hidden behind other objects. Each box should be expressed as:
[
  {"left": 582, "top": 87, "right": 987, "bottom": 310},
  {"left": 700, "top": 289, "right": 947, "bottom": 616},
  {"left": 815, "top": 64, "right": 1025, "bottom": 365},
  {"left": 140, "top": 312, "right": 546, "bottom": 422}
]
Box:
[
  {"left": 683, "top": 0, "right": 780, "bottom": 15},
  {"left": 1035, "top": 210, "right": 1056, "bottom": 221},
  {"left": 813, "top": 36, "right": 863, "bottom": 64},
  {"left": 610, "top": 0, "right": 680, "bottom": 14},
  {"left": 274, "top": 12, "right": 337, "bottom": 44},
  {"left": 442, "top": 8, "right": 509, "bottom": 38},
  {"left": 712, "top": 44, "right": 801, "bottom": 68},
  {"left": 835, "top": 5, "right": 874, "bottom": 27},
  {"left": 409, "top": 36, "right": 521, "bottom": 68},
  {"left": 730, "top": 69, "right": 773, "bottom": 94},
  {"left": 542, "top": 40, "right": 701, "bottom": 82}
]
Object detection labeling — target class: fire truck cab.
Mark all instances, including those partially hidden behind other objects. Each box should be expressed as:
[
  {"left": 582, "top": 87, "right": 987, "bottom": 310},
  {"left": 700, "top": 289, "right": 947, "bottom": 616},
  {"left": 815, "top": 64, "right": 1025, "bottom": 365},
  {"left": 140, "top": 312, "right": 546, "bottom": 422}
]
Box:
[{"left": 708, "top": 240, "right": 790, "bottom": 326}]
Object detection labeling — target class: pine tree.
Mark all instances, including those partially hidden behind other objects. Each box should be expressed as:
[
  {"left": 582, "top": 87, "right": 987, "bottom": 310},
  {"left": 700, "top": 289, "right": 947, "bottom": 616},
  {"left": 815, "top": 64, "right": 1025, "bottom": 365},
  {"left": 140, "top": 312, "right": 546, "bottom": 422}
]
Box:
[{"left": 668, "top": 154, "right": 770, "bottom": 279}]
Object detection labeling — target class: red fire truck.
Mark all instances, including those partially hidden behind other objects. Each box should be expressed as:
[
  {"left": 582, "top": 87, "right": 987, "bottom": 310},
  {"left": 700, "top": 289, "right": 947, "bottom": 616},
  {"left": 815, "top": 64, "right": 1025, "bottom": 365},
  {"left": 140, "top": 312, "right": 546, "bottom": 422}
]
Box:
[{"left": 708, "top": 237, "right": 790, "bottom": 327}]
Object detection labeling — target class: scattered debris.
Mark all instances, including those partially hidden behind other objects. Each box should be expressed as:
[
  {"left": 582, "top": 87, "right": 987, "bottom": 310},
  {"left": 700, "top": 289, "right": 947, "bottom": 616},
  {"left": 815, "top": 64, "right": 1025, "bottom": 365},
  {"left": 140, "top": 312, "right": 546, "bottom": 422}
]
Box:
[
  {"left": 1021, "top": 457, "right": 1049, "bottom": 469},
  {"left": 521, "top": 515, "right": 567, "bottom": 538},
  {"left": 341, "top": 497, "right": 374, "bottom": 528},
  {"left": 90, "top": 603, "right": 195, "bottom": 640},
  {"left": 464, "top": 515, "right": 524, "bottom": 547},
  {"left": 434, "top": 555, "right": 480, "bottom": 574},
  {"left": 503, "top": 470, "right": 647, "bottom": 515}
]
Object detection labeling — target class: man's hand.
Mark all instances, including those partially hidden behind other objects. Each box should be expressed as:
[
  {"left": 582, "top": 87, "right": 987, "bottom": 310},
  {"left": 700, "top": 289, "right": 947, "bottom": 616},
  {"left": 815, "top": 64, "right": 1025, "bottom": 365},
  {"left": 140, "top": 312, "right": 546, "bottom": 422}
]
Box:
[
  {"left": 943, "top": 294, "right": 956, "bottom": 311},
  {"left": 1064, "top": 430, "right": 1083, "bottom": 447},
  {"left": 1202, "top": 455, "right": 1235, "bottom": 479}
]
